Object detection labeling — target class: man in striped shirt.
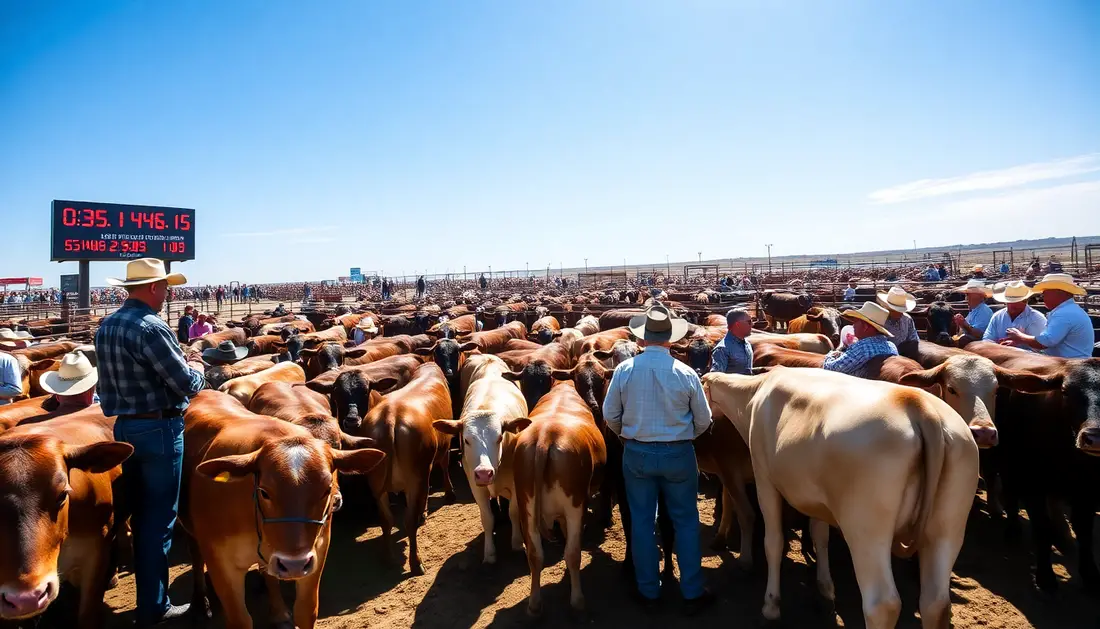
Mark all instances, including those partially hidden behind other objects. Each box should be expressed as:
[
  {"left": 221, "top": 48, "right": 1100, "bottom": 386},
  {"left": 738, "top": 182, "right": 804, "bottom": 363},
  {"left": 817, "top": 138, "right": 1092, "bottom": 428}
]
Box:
[{"left": 95, "top": 259, "right": 205, "bottom": 627}]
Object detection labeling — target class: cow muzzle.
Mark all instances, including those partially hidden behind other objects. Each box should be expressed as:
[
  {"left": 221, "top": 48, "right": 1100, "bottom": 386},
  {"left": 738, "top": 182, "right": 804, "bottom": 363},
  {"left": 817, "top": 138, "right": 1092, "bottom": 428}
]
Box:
[
  {"left": 269, "top": 551, "right": 317, "bottom": 580},
  {"left": 473, "top": 466, "right": 495, "bottom": 486},
  {"left": 1076, "top": 427, "right": 1100, "bottom": 455},
  {"left": 969, "top": 424, "right": 999, "bottom": 449},
  {"left": 0, "top": 578, "right": 57, "bottom": 620}
]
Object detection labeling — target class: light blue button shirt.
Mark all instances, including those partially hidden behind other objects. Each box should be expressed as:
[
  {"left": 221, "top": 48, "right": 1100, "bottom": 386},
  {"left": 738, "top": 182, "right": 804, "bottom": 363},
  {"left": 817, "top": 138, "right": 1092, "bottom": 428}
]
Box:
[
  {"left": 0, "top": 352, "right": 23, "bottom": 405},
  {"left": 1036, "top": 299, "right": 1094, "bottom": 359},
  {"left": 965, "top": 303, "right": 994, "bottom": 336},
  {"left": 983, "top": 306, "right": 1046, "bottom": 345},
  {"left": 603, "top": 346, "right": 713, "bottom": 443}
]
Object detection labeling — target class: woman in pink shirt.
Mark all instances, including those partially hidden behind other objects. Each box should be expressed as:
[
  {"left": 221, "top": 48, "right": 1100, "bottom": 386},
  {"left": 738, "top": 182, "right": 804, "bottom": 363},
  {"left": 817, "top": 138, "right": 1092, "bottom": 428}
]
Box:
[{"left": 188, "top": 313, "right": 214, "bottom": 340}]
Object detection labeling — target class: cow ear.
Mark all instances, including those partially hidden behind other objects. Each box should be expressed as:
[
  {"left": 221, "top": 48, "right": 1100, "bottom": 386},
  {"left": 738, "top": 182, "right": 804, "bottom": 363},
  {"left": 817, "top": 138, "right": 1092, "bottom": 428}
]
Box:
[
  {"left": 459, "top": 342, "right": 479, "bottom": 352},
  {"left": 897, "top": 364, "right": 946, "bottom": 389},
  {"left": 196, "top": 450, "right": 261, "bottom": 482},
  {"left": 551, "top": 331, "right": 563, "bottom": 338},
  {"left": 304, "top": 380, "right": 335, "bottom": 394},
  {"left": 64, "top": 442, "right": 133, "bottom": 473},
  {"left": 272, "top": 342, "right": 287, "bottom": 352},
  {"left": 369, "top": 376, "right": 400, "bottom": 394},
  {"left": 551, "top": 369, "right": 574, "bottom": 380},
  {"left": 30, "top": 358, "right": 60, "bottom": 371},
  {"left": 339, "top": 434, "right": 376, "bottom": 451},
  {"left": 592, "top": 350, "right": 614, "bottom": 360},
  {"left": 526, "top": 333, "right": 537, "bottom": 340},
  {"left": 344, "top": 349, "right": 368, "bottom": 359},
  {"left": 413, "top": 347, "right": 434, "bottom": 356},
  {"left": 299, "top": 348, "right": 319, "bottom": 359},
  {"left": 994, "top": 367, "right": 1064, "bottom": 393},
  {"left": 669, "top": 346, "right": 686, "bottom": 357},
  {"left": 331, "top": 447, "right": 386, "bottom": 475},
  {"left": 502, "top": 371, "right": 523, "bottom": 382},
  {"left": 806, "top": 311, "right": 824, "bottom": 321},
  {"left": 433, "top": 419, "right": 462, "bottom": 435},
  {"left": 502, "top": 417, "right": 532, "bottom": 433}
]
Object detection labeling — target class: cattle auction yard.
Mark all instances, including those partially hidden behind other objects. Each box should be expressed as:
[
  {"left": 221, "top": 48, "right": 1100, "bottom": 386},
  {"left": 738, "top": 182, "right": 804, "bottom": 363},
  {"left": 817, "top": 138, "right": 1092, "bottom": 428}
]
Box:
[{"left": 3, "top": 235, "right": 1100, "bottom": 629}]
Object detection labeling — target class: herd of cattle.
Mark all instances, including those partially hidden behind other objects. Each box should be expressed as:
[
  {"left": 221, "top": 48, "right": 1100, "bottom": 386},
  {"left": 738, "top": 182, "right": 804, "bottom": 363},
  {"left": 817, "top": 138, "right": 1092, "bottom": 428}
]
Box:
[{"left": 1, "top": 290, "right": 1099, "bottom": 629}]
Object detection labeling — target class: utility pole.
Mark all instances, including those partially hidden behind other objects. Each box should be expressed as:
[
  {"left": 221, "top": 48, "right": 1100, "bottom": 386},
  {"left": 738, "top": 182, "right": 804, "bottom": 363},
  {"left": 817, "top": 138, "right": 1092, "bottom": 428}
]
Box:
[
  {"left": 697, "top": 251, "right": 702, "bottom": 263},
  {"left": 526, "top": 261, "right": 529, "bottom": 277},
  {"left": 766, "top": 244, "right": 773, "bottom": 277},
  {"left": 666, "top": 254, "right": 670, "bottom": 278},
  {"left": 584, "top": 258, "right": 588, "bottom": 272}
]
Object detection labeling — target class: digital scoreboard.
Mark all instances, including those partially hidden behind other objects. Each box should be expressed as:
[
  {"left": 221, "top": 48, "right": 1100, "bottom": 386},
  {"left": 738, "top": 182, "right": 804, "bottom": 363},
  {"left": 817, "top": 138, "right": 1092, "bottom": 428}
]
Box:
[{"left": 50, "top": 200, "right": 195, "bottom": 261}]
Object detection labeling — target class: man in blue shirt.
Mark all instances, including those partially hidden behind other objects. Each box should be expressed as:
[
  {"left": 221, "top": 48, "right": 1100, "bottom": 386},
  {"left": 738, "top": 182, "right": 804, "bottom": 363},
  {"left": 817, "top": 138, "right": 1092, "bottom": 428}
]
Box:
[
  {"left": 953, "top": 279, "right": 993, "bottom": 339},
  {"left": 984, "top": 281, "right": 1046, "bottom": 347},
  {"left": 710, "top": 309, "right": 753, "bottom": 375},
  {"left": 95, "top": 259, "right": 205, "bottom": 627},
  {"left": 823, "top": 302, "right": 899, "bottom": 377},
  {"left": 1005, "top": 274, "right": 1093, "bottom": 358}
]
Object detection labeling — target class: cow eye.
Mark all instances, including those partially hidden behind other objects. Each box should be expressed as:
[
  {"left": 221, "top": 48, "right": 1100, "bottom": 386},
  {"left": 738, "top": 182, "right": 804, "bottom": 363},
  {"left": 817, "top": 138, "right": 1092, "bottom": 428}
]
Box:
[
  {"left": 464, "top": 438, "right": 471, "bottom": 446},
  {"left": 56, "top": 489, "right": 70, "bottom": 509},
  {"left": 258, "top": 488, "right": 272, "bottom": 500},
  {"left": 947, "top": 386, "right": 957, "bottom": 395}
]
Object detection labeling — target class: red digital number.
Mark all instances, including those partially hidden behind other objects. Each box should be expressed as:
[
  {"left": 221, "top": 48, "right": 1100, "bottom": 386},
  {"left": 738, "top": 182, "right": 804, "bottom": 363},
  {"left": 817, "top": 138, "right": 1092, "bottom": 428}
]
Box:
[
  {"left": 175, "top": 214, "right": 191, "bottom": 231},
  {"left": 95, "top": 209, "right": 109, "bottom": 227},
  {"left": 62, "top": 207, "right": 78, "bottom": 226},
  {"left": 110, "top": 241, "right": 119, "bottom": 252},
  {"left": 81, "top": 208, "right": 94, "bottom": 227},
  {"left": 130, "top": 211, "right": 144, "bottom": 228},
  {"left": 151, "top": 212, "right": 165, "bottom": 230},
  {"left": 64, "top": 239, "right": 77, "bottom": 251}
]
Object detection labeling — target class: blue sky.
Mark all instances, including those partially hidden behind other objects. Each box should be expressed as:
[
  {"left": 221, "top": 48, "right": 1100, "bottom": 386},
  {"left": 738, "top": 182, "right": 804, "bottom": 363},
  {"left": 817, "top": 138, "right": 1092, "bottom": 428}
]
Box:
[{"left": 2, "top": 1, "right": 1098, "bottom": 286}]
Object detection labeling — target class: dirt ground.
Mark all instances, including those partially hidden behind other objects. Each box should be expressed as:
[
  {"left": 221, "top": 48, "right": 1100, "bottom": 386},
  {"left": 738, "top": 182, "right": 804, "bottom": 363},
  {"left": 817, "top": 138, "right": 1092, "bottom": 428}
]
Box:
[{"left": 19, "top": 469, "right": 1091, "bottom": 629}]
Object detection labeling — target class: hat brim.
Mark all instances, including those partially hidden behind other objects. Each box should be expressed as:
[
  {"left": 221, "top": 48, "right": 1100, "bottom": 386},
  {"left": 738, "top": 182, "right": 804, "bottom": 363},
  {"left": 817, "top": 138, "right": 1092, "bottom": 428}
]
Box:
[
  {"left": 202, "top": 347, "right": 249, "bottom": 361},
  {"left": 628, "top": 314, "right": 689, "bottom": 344},
  {"left": 992, "top": 291, "right": 1033, "bottom": 304},
  {"left": 955, "top": 287, "right": 993, "bottom": 297},
  {"left": 357, "top": 326, "right": 379, "bottom": 333},
  {"left": 105, "top": 272, "right": 187, "bottom": 287},
  {"left": 39, "top": 371, "right": 98, "bottom": 396},
  {"left": 841, "top": 311, "right": 894, "bottom": 337},
  {"left": 876, "top": 292, "right": 916, "bottom": 313},
  {"left": 1032, "top": 281, "right": 1086, "bottom": 296}
]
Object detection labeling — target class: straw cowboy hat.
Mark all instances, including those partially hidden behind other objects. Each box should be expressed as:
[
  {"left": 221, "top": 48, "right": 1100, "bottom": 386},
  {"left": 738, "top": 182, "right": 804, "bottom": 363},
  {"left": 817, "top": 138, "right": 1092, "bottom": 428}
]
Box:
[
  {"left": 0, "top": 329, "right": 33, "bottom": 342},
  {"left": 201, "top": 340, "right": 248, "bottom": 364},
  {"left": 39, "top": 351, "right": 98, "bottom": 396},
  {"left": 876, "top": 286, "right": 917, "bottom": 313},
  {"left": 106, "top": 258, "right": 187, "bottom": 287},
  {"left": 356, "top": 317, "right": 379, "bottom": 334},
  {"left": 1032, "top": 273, "right": 1086, "bottom": 296},
  {"left": 954, "top": 279, "right": 992, "bottom": 297},
  {"left": 628, "top": 304, "right": 689, "bottom": 344},
  {"left": 840, "top": 302, "right": 895, "bottom": 337},
  {"left": 972, "top": 264, "right": 985, "bottom": 273},
  {"left": 992, "top": 281, "right": 1034, "bottom": 304}
]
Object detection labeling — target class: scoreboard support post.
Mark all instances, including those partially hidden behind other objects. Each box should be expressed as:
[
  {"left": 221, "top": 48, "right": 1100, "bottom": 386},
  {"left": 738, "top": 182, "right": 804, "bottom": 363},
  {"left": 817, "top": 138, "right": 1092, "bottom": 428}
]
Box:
[{"left": 78, "top": 261, "right": 90, "bottom": 309}]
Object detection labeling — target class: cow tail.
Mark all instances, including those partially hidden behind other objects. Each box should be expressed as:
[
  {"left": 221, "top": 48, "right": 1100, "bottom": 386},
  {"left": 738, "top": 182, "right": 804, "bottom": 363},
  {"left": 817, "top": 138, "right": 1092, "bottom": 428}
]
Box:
[
  {"left": 894, "top": 404, "right": 946, "bottom": 558},
  {"left": 533, "top": 438, "right": 549, "bottom": 540}
]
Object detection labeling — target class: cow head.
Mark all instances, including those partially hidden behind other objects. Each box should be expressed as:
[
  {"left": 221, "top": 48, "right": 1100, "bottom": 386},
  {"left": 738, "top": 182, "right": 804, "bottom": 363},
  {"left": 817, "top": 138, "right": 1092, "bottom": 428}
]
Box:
[
  {"left": 926, "top": 302, "right": 956, "bottom": 346},
  {"left": 529, "top": 328, "right": 558, "bottom": 345},
  {"left": 328, "top": 371, "right": 399, "bottom": 433},
  {"left": 434, "top": 414, "right": 531, "bottom": 486},
  {"left": 796, "top": 293, "right": 813, "bottom": 309},
  {"left": 0, "top": 435, "right": 132, "bottom": 621},
  {"left": 1065, "top": 360, "right": 1100, "bottom": 455},
  {"left": 898, "top": 355, "right": 1001, "bottom": 448},
  {"left": 671, "top": 338, "right": 714, "bottom": 377},
  {"left": 195, "top": 436, "right": 383, "bottom": 580},
  {"left": 297, "top": 344, "right": 350, "bottom": 380},
  {"left": 412, "top": 312, "right": 433, "bottom": 333},
  {"left": 414, "top": 340, "right": 478, "bottom": 382},
  {"left": 503, "top": 360, "right": 554, "bottom": 410},
  {"left": 806, "top": 308, "right": 842, "bottom": 347},
  {"left": 552, "top": 355, "right": 611, "bottom": 420},
  {"left": 275, "top": 335, "right": 306, "bottom": 363}
]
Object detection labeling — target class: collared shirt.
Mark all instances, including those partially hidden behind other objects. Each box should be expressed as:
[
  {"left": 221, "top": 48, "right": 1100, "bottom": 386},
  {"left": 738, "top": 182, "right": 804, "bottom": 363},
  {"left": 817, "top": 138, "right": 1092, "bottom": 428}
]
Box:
[
  {"left": 843, "top": 287, "right": 856, "bottom": 301},
  {"left": 177, "top": 314, "right": 194, "bottom": 343},
  {"left": 603, "top": 346, "right": 712, "bottom": 443},
  {"left": 95, "top": 299, "right": 205, "bottom": 417},
  {"left": 0, "top": 352, "right": 23, "bottom": 405},
  {"left": 1036, "top": 299, "right": 1094, "bottom": 359},
  {"left": 188, "top": 321, "right": 213, "bottom": 340},
  {"left": 983, "top": 306, "right": 1046, "bottom": 345},
  {"left": 822, "top": 335, "right": 898, "bottom": 377},
  {"left": 883, "top": 313, "right": 919, "bottom": 346},
  {"left": 711, "top": 332, "right": 753, "bottom": 375},
  {"left": 965, "top": 303, "right": 994, "bottom": 336}
]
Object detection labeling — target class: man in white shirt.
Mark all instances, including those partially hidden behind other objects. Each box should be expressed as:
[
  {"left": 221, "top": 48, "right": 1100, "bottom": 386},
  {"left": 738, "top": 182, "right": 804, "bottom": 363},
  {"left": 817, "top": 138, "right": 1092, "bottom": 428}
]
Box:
[
  {"left": 603, "top": 304, "right": 714, "bottom": 613},
  {"left": 953, "top": 279, "right": 993, "bottom": 339},
  {"left": 1005, "top": 274, "right": 1093, "bottom": 358},
  {"left": 984, "top": 281, "right": 1046, "bottom": 347}
]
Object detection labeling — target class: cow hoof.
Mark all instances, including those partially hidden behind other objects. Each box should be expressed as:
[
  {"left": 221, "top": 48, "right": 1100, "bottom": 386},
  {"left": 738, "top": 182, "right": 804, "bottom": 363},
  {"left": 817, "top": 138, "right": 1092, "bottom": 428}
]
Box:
[
  {"left": 526, "top": 602, "right": 543, "bottom": 618},
  {"left": 443, "top": 491, "right": 457, "bottom": 505},
  {"left": 107, "top": 573, "right": 120, "bottom": 589},
  {"left": 410, "top": 561, "right": 425, "bottom": 577},
  {"left": 710, "top": 536, "right": 728, "bottom": 552},
  {"left": 418, "top": 512, "right": 427, "bottom": 526},
  {"left": 189, "top": 600, "right": 212, "bottom": 624}
]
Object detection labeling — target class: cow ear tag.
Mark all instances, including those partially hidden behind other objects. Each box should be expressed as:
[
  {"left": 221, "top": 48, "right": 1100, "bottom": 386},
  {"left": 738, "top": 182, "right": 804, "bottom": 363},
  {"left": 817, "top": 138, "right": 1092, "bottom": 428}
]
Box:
[{"left": 214, "top": 472, "right": 232, "bottom": 483}]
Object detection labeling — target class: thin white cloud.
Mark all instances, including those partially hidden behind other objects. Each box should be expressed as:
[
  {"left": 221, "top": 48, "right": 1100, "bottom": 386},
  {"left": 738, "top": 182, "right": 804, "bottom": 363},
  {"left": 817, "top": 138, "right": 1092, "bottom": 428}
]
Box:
[
  {"left": 224, "top": 226, "right": 337, "bottom": 238},
  {"left": 868, "top": 153, "right": 1100, "bottom": 204}
]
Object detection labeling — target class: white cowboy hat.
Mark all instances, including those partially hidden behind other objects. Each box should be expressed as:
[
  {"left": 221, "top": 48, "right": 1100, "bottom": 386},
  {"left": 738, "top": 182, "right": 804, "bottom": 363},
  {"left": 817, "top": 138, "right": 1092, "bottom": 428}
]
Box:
[
  {"left": 39, "top": 351, "right": 98, "bottom": 396},
  {"left": 628, "top": 304, "right": 689, "bottom": 344},
  {"left": 106, "top": 258, "right": 187, "bottom": 287},
  {"left": 876, "top": 286, "right": 917, "bottom": 313},
  {"left": 954, "top": 279, "right": 992, "bottom": 297},
  {"left": 0, "top": 329, "right": 33, "bottom": 341},
  {"left": 972, "top": 264, "right": 985, "bottom": 272},
  {"left": 840, "top": 302, "right": 894, "bottom": 337},
  {"left": 356, "top": 317, "right": 379, "bottom": 334},
  {"left": 1032, "top": 273, "right": 1086, "bottom": 296},
  {"left": 992, "top": 281, "right": 1034, "bottom": 304}
]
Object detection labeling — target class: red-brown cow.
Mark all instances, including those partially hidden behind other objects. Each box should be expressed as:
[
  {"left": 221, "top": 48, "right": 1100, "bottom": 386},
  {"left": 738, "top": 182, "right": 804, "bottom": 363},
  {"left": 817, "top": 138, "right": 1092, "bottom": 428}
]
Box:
[
  {"left": 574, "top": 315, "right": 600, "bottom": 337},
  {"left": 189, "top": 328, "right": 248, "bottom": 351},
  {"left": 218, "top": 361, "right": 306, "bottom": 406},
  {"left": 527, "top": 316, "right": 562, "bottom": 345},
  {"left": 303, "top": 354, "right": 424, "bottom": 397},
  {"left": 498, "top": 344, "right": 575, "bottom": 411},
  {"left": 0, "top": 408, "right": 132, "bottom": 629},
  {"left": 513, "top": 380, "right": 607, "bottom": 616},
  {"left": 458, "top": 322, "right": 528, "bottom": 354},
  {"left": 205, "top": 354, "right": 280, "bottom": 390},
  {"left": 181, "top": 390, "right": 384, "bottom": 629}
]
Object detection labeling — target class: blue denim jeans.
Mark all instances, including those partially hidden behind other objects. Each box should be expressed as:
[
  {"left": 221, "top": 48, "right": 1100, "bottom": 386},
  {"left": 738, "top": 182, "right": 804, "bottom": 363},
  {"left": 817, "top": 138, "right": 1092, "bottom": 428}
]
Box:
[
  {"left": 622, "top": 439, "right": 704, "bottom": 600},
  {"left": 114, "top": 417, "right": 185, "bottom": 623}
]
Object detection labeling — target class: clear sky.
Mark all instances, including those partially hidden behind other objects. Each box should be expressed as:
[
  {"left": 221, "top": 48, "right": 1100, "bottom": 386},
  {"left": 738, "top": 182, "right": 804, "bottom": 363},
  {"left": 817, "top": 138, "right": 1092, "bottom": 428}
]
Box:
[{"left": 2, "top": 1, "right": 1099, "bottom": 286}]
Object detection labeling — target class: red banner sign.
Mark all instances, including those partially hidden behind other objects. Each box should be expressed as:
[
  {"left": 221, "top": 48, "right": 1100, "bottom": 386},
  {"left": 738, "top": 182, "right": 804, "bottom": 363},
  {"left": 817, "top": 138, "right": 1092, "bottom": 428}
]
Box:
[{"left": 0, "top": 277, "right": 43, "bottom": 286}]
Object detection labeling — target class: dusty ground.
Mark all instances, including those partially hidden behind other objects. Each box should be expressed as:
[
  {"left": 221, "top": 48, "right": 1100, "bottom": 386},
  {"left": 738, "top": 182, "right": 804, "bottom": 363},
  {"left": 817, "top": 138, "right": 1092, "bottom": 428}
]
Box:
[{"left": 20, "top": 471, "right": 1092, "bottom": 629}]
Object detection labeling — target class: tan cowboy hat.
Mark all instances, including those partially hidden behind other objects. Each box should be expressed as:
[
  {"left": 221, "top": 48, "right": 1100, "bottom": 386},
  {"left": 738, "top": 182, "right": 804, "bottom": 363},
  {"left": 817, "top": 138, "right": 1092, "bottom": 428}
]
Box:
[
  {"left": 106, "top": 258, "right": 187, "bottom": 287},
  {"left": 876, "top": 286, "right": 917, "bottom": 313},
  {"left": 954, "top": 279, "right": 992, "bottom": 297},
  {"left": 992, "top": 281, "right": 1033, "bottom": 304},
  {"left": 1032, "top": 273, "right": 1086, "bottom": 296},
  {"left": 39, "top": 351, "right": 98, "bottom": 396},
  {"left": 972, "top": 264, "right": 985, "bottom": 273},
  {"left": 628, "top": 304, "right": 689, "bottom": 344},
  {"left": 840, "top": 302, "right": 895, "bottom": 337},
  {"left": 356, "top": 317, "right": 379, "bottom": 334},
  {"left": 0, "top": 329, "right": 33, "bottom": 342}
]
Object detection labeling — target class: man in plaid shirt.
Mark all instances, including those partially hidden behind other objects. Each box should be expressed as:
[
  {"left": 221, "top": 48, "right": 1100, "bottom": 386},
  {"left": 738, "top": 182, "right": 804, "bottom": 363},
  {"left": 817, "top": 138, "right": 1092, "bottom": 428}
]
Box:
[
  {"left": 95, "top": 259, "right": 204, "bottom": 627},
  {"left": 822, "top": 302, "right": 898, "bottom": 377}
]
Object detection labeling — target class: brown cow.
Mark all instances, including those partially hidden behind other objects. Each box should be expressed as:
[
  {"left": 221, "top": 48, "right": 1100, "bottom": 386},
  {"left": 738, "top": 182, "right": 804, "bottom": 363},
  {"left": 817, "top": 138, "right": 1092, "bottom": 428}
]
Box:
[
  {"left": 598, "top": 309, "right": 646, "bottom": 331},
  {"left": 297, "top": 343, "right": 401, "bottom": 381},
  {"left": 332, "top": 362, "right": 453, "bottom": 575},
  {"left": 502, "top": 338, "right": 543, "bottom": 352},
  {"left": 429, "top": 314, "right": 479, "bottom": 339},
  {"left": 787, "top": 307, "right": 843, "bottom": 347},
  {"left": 244, "top": 334, "right": 287, "bottom": 357},
  {"left": 257, "top": 320, "right": 315, "bottom": 337},
  {"left": 513, "top": 380, "right": 607, "bottom": 616},
  {"left": 0, "top": 396, "right": 59, "bottom": 433},
  {"left": 758, "top": 291, "right": 814, "bottom": 329},
  {"left": 575, "top": 328, "right": 633, "bottom": 357},
  {"left": 527, "top": 316, "right": 562, "bottom": 345},
  {"left": 6, "top": 342, "right": 78, "bottom": 401},
  {"left": 0, "top": 409, "right": 132, "bottom": 629},
  {"left": 747, "top": 331, "right": 833, "bottom": 354},
  {"left": 205, "top": 354, "right": 279, "bottom": 390},
  {"left": 702, "top": 313, "right": 727, "bottom": 327},
  {"left": 499, "top": 344, "right": 575, "bottom": 411},
  {"left": 189, "top": 328, "right": 248, "bottom": 351},
  {"left": 574, "top": 315, "right": 600, "bottom": 337},
  {"left": 296, "top": 326, "right": 348, "bottom": 349},
  {"left": 218, "top": 361, "right": 306, "bottom": 406},
  {"left": 180, "top": 390, "right": 384, "bottom": 629},
  {"left": 248, "top": 382, "right": 350, "bottom": 452},
  {"left": 302, "top": 354, "right": 424, "bottom": 396},
  {"left": 458, "top": 322, "right": 528, "bottom": 354}
]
